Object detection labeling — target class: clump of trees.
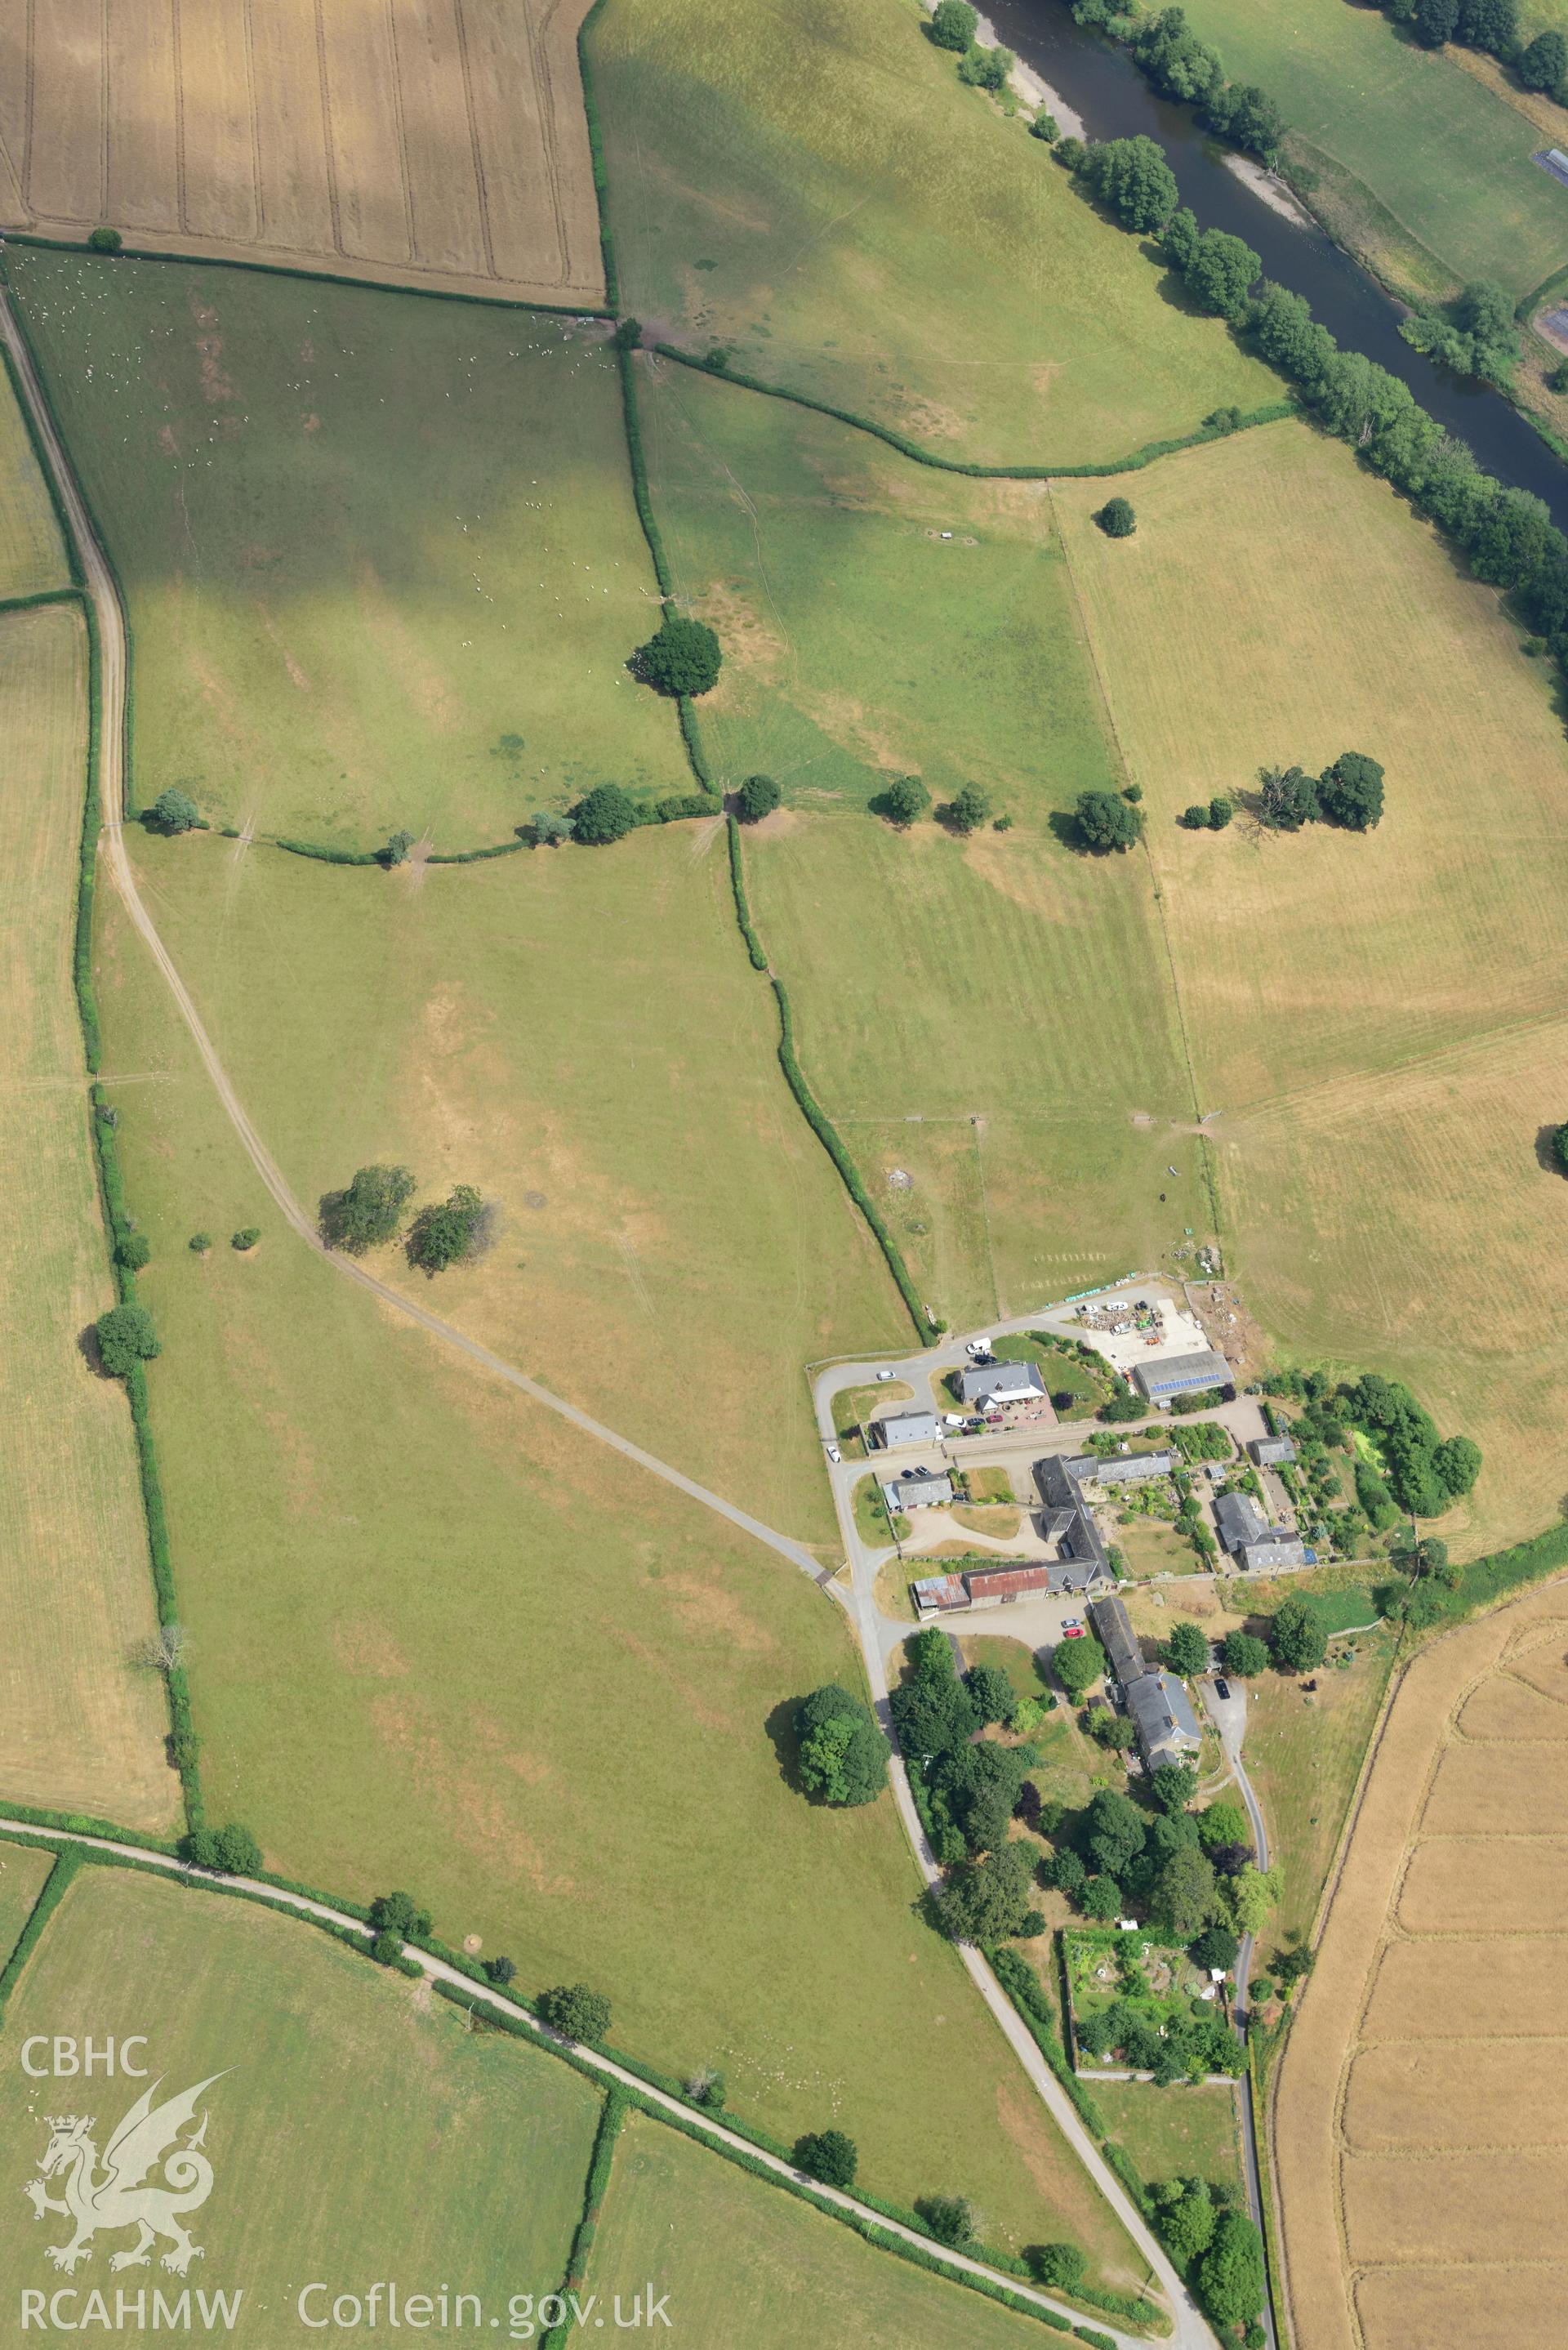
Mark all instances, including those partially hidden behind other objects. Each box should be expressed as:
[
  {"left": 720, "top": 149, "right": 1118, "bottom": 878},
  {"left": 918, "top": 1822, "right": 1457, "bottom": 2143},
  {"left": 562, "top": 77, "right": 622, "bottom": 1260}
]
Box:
[
  {"left": 537, "top": 1982, "right": 612, "bottom": 2044},
  {"left": 735, "top": 772, "right": 781, "bottom": 823},
  {"left": 1161, "top": 209, "right": 1262, "bottom": 319},
  {"left": 183, "top": 1822, "right": 263, "bottom": 1874},
  {"left": 929, "top": 0, "right": 977, "bottom": 48},
  {"left": 1258, "top": 751, "right": 1385, "bottom": 833},
  {"left": 1076, "top": 788, "right": 1143, "bottom": 850},
  {"left": 630, "top": 615, "right": 723, "bottom": 698},
  {"left": 407, "top": 1184, "right": 491, "bottom": 1274},
  {"left": 915, "top": 2194, "right": 974, "bottom": 2249},
  {"left": 1401, "top": 280, "right": 1519, "bottom": 389},
  {"left": 1179, "top": 796, "right": 1233, "bottom": 831},
  {"left": 572, "top": 782, "right": 639, "bottom": 845},
  {"left": 1078, "top": 136, "right": 1178, "bottom": 234},
  {"left": 1152, "top": 2176, "right": 1266, "bottom": 2336},
  {"left": 939, "top": 782, "right": 991, "bottom": 833},
  {"left": 892, "top": 1630, "right": 1045, "bottom": 1877},
  {"left": 795, "top": 1684, "right": 890, "bottom": 1806},
  {"left": 793, "top": 2129, "right": 858, "bottom": 2187},
  {"left": 957, "top": 39, "right": 1014, "bottom": 91},
  {"left": 1038, "top": 1771, "right": 1277, "bottom": 1957},
  {"left": 1339, "top": 1370, "right": 1482, "bottom": 1515},
  {"left": 1053, "top": 1631, "right": 1108, "bottom": 1697},
  {"left": 319, "top": 1164, "right": 416, "bottom": 1254},
  {"left": 95, "top": 1301, "right": 161, "bottom": 1377}
]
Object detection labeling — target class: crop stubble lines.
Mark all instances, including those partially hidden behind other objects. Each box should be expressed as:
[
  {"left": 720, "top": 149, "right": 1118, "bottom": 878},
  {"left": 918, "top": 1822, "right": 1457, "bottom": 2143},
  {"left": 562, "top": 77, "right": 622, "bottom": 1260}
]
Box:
[{"left": 1, "top": 0, "right": 602, "bottom": 305}]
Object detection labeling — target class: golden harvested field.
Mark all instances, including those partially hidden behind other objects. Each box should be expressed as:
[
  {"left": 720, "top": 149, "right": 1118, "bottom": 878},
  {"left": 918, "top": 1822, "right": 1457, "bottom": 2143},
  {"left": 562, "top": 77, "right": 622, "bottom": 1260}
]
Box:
[
  {"left": 1053, "top": 424, "right": 1568, "bottom": 1553},
  {"left": 0, "top": 599, "right": 174, "bottom": 1831},
  {"left": 1276, "top": 1579, "right": 1568, "bottom": 2350},
  {"left": 0, "top": 0, "right": 604, "bottom": 307}
]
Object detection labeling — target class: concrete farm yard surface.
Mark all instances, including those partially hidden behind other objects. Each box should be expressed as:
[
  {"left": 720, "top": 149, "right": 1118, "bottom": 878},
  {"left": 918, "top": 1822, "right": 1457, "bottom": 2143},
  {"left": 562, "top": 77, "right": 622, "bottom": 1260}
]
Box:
[
  {"left": 1276, "top": 1575, "right": 1568, "bottom": 2350},
  {"left": 0, "top": 0, "right": 604, "bottom": 307}
]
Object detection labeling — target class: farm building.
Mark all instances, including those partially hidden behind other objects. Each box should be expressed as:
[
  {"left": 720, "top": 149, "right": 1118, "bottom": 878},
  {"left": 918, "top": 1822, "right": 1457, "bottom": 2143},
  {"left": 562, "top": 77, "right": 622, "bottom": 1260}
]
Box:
[
  {"left": 911, "top": 1574, "right": 969, "bottom": 1616},
  {"left": 959, "top": 1359, "right": 1049, "bottom": 1411},
  {"left": 1239, "top": 1534, "right": 1308, "bottom": 1572},
  {"left": 1088, "top": 1593, "right": 1147, "bottom": 1690},
  {"left": 1214, "top": 1490, "right": 1269, "bottom": 1554},
  {"left": 881, "top": 1469, "right": 954, "bottom": 1514},
  {"left": 875, "top": 1409, "right": 943, "bottom": 1448},
  {"left": 965, "top": 1564, "right": 1053, "bottom": 1609},
  {"left": 1069, "top": 1450, "right": 1178, "bottom": 1487},
  {"left": 1248, "top": 1434, "right": 1298, "bottom": 1468},
  {"left": 1035, "top": 1455, "right": 1115, "bottom": 1591},
  {"left": 1133, "top": 1349, "right": 1232, "bottom": 1403},
  {"left": 1127, "top": 1672, "right": 1202, "bottom": 1773}
]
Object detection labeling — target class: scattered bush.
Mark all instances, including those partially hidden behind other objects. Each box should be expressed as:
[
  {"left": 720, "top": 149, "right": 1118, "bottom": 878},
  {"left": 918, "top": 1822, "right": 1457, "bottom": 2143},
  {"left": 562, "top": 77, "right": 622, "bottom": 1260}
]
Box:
[
  {"left": 371, "top": 1930, "right": 404, "bottom": 1966},
  {"left": 116, "top": 1229, "right": 151, "bottom": 1271},
  {"left": 368, "top": 1889, "right": 433, "bottom": 1938},
  {"left": 871, "top": 774, "right": 930, "bottom": 828},
  {"left": 188, "top": 1232, "right": 212, "bottom": 1255},
  {"left": 941, "top": 782, "right": 991, "bottom": 833},
  {"left": 231, "top": 1228, "right": 261, "bottom": 1251},
  {"left": 929, "top": 0, "right": 978, "bottom": 48},
  {"left": 915, "top": 2194, "right": 975, "bottom": 2248},
  {"left": 1207, "top": 795, "right": 1234, "bottom": 829},
  {"left": 612, "top": 316, "right": 643, "bottom": 350},
  {"left": 735, "top": 772, "right": 782, "bottom": 823},
  {"left": 1271, "top": 1594, "right": 1328, "bottom": 1672},
  {"left": 1055, "top": 135, "right": 1088, "bottom": 171},
  {"left": 319, "top": 1164, "right": 416, "bottom": 1254},
  {"left": 529, "top": 809, "right": 573, "bottom": 847},
  {"left": 630, "top": 615, "right": 723, "bottom": 698},
  {"left": 184, "top": 1822, "right": 262, "bottom": 1875},
  {"left": 537, "top": 1982, "right": 612, "bottom": 2044},
  {"left": 87, "top": 226, "right": 123, "bottom": 253},
  {"left": 95, "top": 1301, "right": 161, "bottom": 1376},
  {"left": 1096, "top": 496, "right": 1137, "bottom": 537},
  {"left": 1029, "top": 2241, "right": 1086, "bottom": 2290},
  {"left": 483, "top": 1955, "right": 518, "bottom": 1986},
  {"left": 381, "top": 830, "right": 416, "bottom": 867},
  {"left": 1031, "top": 108, "right": 1060, "bottom": 140},
  {"left": 957, "top": 41, "right": 1013, "bottom": 91}
]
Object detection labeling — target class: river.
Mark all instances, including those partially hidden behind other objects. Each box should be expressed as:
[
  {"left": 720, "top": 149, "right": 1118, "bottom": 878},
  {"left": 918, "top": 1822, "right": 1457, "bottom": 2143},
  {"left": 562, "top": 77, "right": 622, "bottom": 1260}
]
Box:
[{"left": 982, "top": 0, "right": 1568, "bottom": 525}]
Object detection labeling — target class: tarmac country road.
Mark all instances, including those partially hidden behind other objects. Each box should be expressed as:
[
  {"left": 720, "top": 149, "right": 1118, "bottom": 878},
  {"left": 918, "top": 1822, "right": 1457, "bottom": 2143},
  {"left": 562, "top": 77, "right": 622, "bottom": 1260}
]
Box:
[{"left": 0, "top": 287, "right": 1219, "bottom": 2349}]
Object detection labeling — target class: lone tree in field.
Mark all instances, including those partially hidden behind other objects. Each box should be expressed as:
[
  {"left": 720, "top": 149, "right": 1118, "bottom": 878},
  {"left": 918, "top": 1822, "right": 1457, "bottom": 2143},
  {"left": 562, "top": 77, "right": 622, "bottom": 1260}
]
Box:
[
  {"left": 1271, "top": 1593, "right": 1328, "bottom": 1673},
  {"left": 87, "top": 226, "right": 122, "bottom": 254},
  {"left": 871, "top": 774, "right": 930, "bottom": 828},
  {"left": 735, "top": 772, "right": 782, "bottom": 823},
  {"left": 572, "top": 782, "right": 639, "bottom": 845},
  {"left": 631, "top": 614, "right": 722, "bottom": 698},
  {"left": 795, "top": 1684, "right": 890, "bottom": 1806},
  {"left": 1076, "top": 788, "right": 1143, "bottom": 852},
  {"left": 319, "top": 1164, "right": 415, "bottom": 1255},
  {"left": 406, "top": 1184, "right": 489, "bottom": 1275},
  {"left": 793, "top": 2129, "right": 858, "bottom": 2187},
  {"left": 381, "top": 830, "right": 416, "bottom": 867},
  {"left": 1316, "top": 750, "right": 1384, "bottom": 831},
  {"left": 95, "top": 1301, "right": 160, "bottom": 1377},
  {"left": 537, "top": 1982, "right": 612, "bottom": 2044},
  {"left": 942, "top": 783, "right": 991, "bottom": 834},
  {"left": 1096, "top": 496, "right": 1136, "bottom": 538},
  {"left": 149, "top": 787, "right": 201, "bottom": 834},
  {"left": 1550, "top": 1121, "right": 1568, "bottom": 1176},
  {"left": 929, "top": 0, "right": 978, "bottom": 47}
]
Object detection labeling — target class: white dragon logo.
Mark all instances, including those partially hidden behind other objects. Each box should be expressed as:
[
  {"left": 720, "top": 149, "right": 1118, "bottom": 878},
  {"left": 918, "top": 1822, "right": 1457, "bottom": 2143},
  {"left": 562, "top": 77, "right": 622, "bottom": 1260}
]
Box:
[{"left": 23, "top": 2074, "right": 227, "bottom": 2276}]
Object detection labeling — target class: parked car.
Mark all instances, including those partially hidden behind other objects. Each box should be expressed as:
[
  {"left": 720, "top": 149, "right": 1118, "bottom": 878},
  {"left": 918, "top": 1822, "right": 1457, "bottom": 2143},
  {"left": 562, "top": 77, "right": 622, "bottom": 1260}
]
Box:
[
  {"left": 875, "top": 1369, "right": 896, "bottom": 1382},
  {"left": 1214, "top": 1678, "right": 1232, "bottom": 1701},
  {"left": 1061, "top": 1620, "right": 1086, "bottom": 1639},
  {"left": 826, "top": 1445, "right": 841, "bottom": 1464}
]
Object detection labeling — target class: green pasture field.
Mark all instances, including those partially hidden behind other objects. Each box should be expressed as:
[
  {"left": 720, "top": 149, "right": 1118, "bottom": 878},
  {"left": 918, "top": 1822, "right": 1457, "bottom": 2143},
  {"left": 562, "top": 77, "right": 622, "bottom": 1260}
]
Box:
[
  {"left": 956, "top": 1636, "right": 1049, "bottom": 1702},
  {"left": 1052, "top": 423, "right": 1568, "bottom": 1552},
  {"left": 1090, "top": 2080, "right": 1244, "bottom": 2198},
  {"left": 0, "top": 600, "right": 173, "bottom": 1831},
  {"left": 578, "top": 2109, "right": 1086, "bottom": 2348},
  {"left": 591, "top": 0, "right": 1274, "bottom": 465},
  {"left": 88, "top": 885, "right": 1147, "bottom": 2281},
  {"left": 0, "top": 381, "right": 74, "bottom": 597},
  {"left": 0, "top": 1866, "right": 599, "bottom": 2315},
  {"left": 7, "top": 251, "right": 690, "bottom": 849},
  {"left": 1180, "top": 0, "right": 1568, "bottom": 301},
  {"left": 0, "top": 1845, "right": 57, "bottom": 1970},
  {"left": 120, "top": 821, "right": 900, "bottom": 1544},
  {"left": 1241, "top": 1631, "right": 1397, "bottom": 1949},
  {"left": 638, "top": 357, "right": 1126, "bottom": 816}
]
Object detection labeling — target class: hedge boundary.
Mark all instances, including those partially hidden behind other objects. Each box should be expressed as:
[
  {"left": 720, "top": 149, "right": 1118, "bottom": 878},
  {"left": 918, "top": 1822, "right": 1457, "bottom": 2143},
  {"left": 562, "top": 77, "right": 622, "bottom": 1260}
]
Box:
[
  {"left": 650, "top": 343, "right": 1294, "bottom": 478},
  {"left": 0, "top": 1848, "right": 80, "bottom": 2009},
  {"left": 576, "top": 0, "right": 620, "bottom": 315},
  {"left": 772, "top": 974, "right": 930, "bottom": 1344},
  {"left": 539, "top": 2089, "right": 628, "bottom": 2350},
  {"left": 1, "top": 231, "right": 611, "bottom": 324},
  {"left": 727, "top": 814, "right": 769, "bottom": 970}
]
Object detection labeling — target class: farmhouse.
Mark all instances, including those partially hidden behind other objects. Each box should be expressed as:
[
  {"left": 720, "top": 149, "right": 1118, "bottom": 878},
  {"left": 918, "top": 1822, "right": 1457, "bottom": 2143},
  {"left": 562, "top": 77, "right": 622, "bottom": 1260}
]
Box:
[
  {"left": 1214, "top": 1490, "right": 1269, "bottom": 1554},
  {"left": 1127, "top": 1672, "right": 1202, "bottom": 1774},
  {"left": 1133, "top": 1349, "right": 1232, "bottom": 1403},
  {"left": 881, "top": 1469, "right": 954, "bottom": 1514},
  {"left": 1249, "top": 1434, "right": 1298, "bottom": 1468},
  {"left": 875, "top": 1409, "right": 943, "bottom": 1449},
  {"left": 1239, "top": 1534, "right": 1308, "bottom": 1572},
  {"left": 959, "top": 1360, "right": 1049, "bottom": 1411},
  {"left": 1035, "top": 1455, "right": 1115, "bottom": 1592}
]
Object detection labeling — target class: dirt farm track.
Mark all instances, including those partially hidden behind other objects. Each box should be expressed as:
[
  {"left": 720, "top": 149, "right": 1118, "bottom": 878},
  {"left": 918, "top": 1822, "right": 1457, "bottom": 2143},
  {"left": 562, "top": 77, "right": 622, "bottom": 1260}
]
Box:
[
  {"left": 0, "top": 0, "right": 604, "bottom": 307},
  {"left": 1276, "top": 1575, "right": 1568, "bottom": 2350}
]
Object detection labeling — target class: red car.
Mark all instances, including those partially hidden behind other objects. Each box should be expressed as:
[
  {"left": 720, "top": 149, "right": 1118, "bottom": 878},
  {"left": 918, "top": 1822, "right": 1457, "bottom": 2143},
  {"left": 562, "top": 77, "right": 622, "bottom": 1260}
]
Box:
[{"left": 1061, "top": 1620, "right": 1086, "bottom": 1638}]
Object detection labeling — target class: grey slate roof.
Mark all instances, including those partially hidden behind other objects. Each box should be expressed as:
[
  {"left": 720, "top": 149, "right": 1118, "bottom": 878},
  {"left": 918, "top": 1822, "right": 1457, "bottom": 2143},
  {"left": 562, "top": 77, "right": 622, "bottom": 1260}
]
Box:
[
  {"left": 1070, "top": 1450, "right": 1178, "bottom": 1487},
  {"left": 876, "top": 1409, "right": 943, "bottom": 1448},
  {"left": 881, "top": 1470, "right": 954, "bottom": 1512},
  {"left": 1089, "top": 1593, "right": 1147, "bottom": 1689},
  {"left": 1214, "top": 1490, "right": 1269, "bottom": 1554},
  {"left": 1134, "top": 1349, "right": 1232, "bottom": 1400},
  {"left": 1036, "top": 1453, "right": 1109, "bottom": 1582},
  {"left": 959, "top": 1359, "right": 1048, "bottom": 1407},
  {"left": 1127, "top": 1670, "right": 1202, "bottom": 1771},
  {"left": 1249, "top": 1435, "right": 1298, "bottom": 1467},
  {"left": 1240, "top": 1536, "right": 1307, "bottom": 1572}
]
